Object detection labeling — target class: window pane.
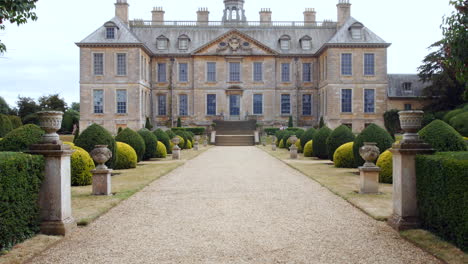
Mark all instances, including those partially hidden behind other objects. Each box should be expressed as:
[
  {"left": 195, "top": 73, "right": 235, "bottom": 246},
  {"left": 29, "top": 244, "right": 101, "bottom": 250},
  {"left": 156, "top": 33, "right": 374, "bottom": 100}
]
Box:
[
  {"left": 179, "top": 63, "right": 188, "bottom": 82},
  {"left": 253, "top": 94, "right": 263, "bottom": 115},
  {"left": 253, "top": 62, "right": 263, "bottom": 82},
  {"left": 341, "top": 89, "right": 352, "bottom": 113},
  {"left": 207, "top": 62, "right": 216, "bottom": 82},
  {"left": 303, "top": 63, "right": 312, "bottom": 82},
  {"left": 229, "top": 62, "right": 241, "bottom": 82},
  {"left": 93, "top": 53, "right": 104, "bottom": 75},
  {"left": 280, "top": 39, "right": 290, "bottom": 50},
  {"left": 364, "top": 54, "right": 375, "bottom": 76},
  {"left": 341, "top": 53, "right": 352, "bottom": 75},
  {"left": 281, "top": 94, "right": 290, "bottom": 114},
  {"left": 158, "top": 95, "right": 167, "bottom": 116},
  {"left": 157, "top": 39, "right": 167, "bottom": 50},
  {"left": 302, "top": 40, "right": 311, "bottom": 50},
  {"left": 364, "top": 89, "right": 375, "bottom": 113},
  {"left": 93, "top": 90, "right": 104, "bottom": 114},
  {"left": 179, "top": 94, "right": 188, "bottom": 116},
  {"left": 116, "top": 90, "right": 127, "bottom": 114},
  {"left": 158, "top": 63, "right": 166, "bottom": 82},
  {"left": 106, "top": 27, "right": 115, "bottom": 39},
  {"left": 117, "top": 53, "right": 127, "bottom": 75},
  {"left": 404, "top": 104, "right": 412, "bottom": 110},
  {"left": 179, "top": 39, "right": 188, "bottom": 50},
  {"left": 281, "top": 63, "right": 290, "bottom": 82},
  {"left": 302, "top": 94, "right": 312, "bottom": 116},
  {"left": 207, "top": 94, "right": 216, "bottom": 115}
]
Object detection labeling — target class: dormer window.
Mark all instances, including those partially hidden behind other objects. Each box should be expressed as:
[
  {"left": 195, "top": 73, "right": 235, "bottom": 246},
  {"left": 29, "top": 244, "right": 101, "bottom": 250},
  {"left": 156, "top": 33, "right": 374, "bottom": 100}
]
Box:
[
  {"left": 279, "top": 35, "right": 291, "bottom": 50},
  {"left": 178, "top": 35, "right": 190, "bottom": 50},
  {"left": 300, "top": 36, "right": 312, "bottom": 50},
  {"left": 103, "top": 21, "right": 119, "bottom": 40},
  {"left": 402, "top": 82, "right": 413, "bottom": 93},
  {"left": 157, "top": 35, "right": 169, "bottom": 50},
  {"left": 349, "top": 22, "right": 364, "bottom": 40}
]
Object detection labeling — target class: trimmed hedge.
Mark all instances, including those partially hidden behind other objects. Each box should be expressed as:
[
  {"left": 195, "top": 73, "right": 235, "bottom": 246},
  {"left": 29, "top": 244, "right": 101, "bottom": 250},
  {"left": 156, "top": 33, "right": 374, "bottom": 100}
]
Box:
[
  {"left": 416, "top": 152, "right": 468, "bottom": 251},
  {"left": 115, "top": 142, "right": 138, "bottom": 169},
  {"left": 353, "top": 124, "right": 393, "bottom": 167},
  {"left": 264, "top": 128, "right": 280, "bottom": 136},
  {"left": 419, "top": 120, "right": 467, "bottom": 152},
  {"left": 376, "top": 150, "right": 392, "bottom": 183},
  {"left": 186, "top": 140, "right": 193, "bottom": 149},
  {"left": 171, "top": 127, "right": 206, "bottom": 135},
  {"left": 8, "top": 115, "right": 22, "bottom": 129},
  {"left": 64, "top": 142, "right": 95, "bottom": 186},
  {"left": 176, "top": 136, "right": 185, "bottom": 149},
  {"left": 0, "top": 152, "right": 44, "bottom": 251},
  {"left": 115, "top": 128, "right": 146, "bottom": 162},
  {"left": 75, "top": 124, "right": 117, "bottom": 168},
  {"left": 279, "top": 139, "right": 284, "bottom": 148},
  {"left": 275, "top": 130, "right": 287, "bottom": 147},
  {"left": 0, "top": 114, "right": 13, "bottom": 137},
  {"left": 326, "top": 125, "right": 355, "bottom": 161},
  {"left": 312, "top": 126, "right": 332, "bottom": 159},
  {"left": 153, "top": 129, "right": 171, "bottom": 154},
  {"left": 165, "top": 130, "right": 176, "bottom": 141},
  {"left": 443, "top": 108, "right": 465, "bottom": 123},
  {"left": 333, "top": 142, "right": 355, "bottom": 168},
  {"left": 295, "top": 139, "right": 302, "bottom": 153},
  {"left": 304, "top": 140, "right": 313, "bottom": 157},
  {"left": 0, "top": 124, "right": 44, "bottom": 152},
  {"left": 138, "top": 129, "right": 158, "bottom": 160},
  {"left": 282, "top": 130, "right": 296, "bottom": 149},
  {"left": 300, "top": 128, "right": 317, "bottom": 150},
  {"left": 156, "top": 141, "right": 167, "bottom": 158},
  {"left": 449, "top": 111, "right": 468, "bottom": 137}
]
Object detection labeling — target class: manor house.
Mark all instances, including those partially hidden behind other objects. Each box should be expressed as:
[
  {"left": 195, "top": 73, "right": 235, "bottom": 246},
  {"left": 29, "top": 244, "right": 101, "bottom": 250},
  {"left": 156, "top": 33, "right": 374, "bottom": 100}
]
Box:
[{"left": 77, "top": 0, "right": 426, "bottom": 133}]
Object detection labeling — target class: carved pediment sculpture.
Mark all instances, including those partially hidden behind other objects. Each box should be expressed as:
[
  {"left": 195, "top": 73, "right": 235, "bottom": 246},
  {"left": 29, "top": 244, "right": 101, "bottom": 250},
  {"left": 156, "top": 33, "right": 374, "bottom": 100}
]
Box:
[{"left": 217, "top": 35, "right": 252, "bottom": 53}]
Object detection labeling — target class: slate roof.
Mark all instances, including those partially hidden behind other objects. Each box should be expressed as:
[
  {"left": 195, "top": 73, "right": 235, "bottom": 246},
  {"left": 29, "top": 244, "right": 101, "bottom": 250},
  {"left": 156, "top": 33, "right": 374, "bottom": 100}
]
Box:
[
  {"left": 79, "top": 17, "right": 141, "bottom": 44},
  {"left": 327, "top": 17, "right": 389, "bottom": 46},
  {"left": 387, "top": 74, "right": 429, "bottom": 98}
]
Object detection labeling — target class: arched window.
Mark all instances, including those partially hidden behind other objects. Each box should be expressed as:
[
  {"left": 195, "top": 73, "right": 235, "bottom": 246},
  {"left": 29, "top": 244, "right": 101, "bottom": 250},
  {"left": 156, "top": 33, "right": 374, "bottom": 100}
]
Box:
[
  {"left": 156, "top": 35, "right": 169, "bottom": 50},
  {"left": 349, "top": 22, "right": 364, "bottom": 40},
  {"left": 178, "top": 34, "right": 190, "bottom": 50},
  {"left": 279, "top": 35, "right": 291, "bottom": 50},
  {"left": 300, "top": 35, "right": 312, "bottom": 50}
]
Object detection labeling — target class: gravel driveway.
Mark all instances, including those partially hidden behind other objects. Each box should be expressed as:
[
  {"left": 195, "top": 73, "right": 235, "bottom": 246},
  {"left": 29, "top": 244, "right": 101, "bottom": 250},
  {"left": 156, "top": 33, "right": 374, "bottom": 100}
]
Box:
[{"left": 30, "top": 147, "right": 439, "bottom": 264}]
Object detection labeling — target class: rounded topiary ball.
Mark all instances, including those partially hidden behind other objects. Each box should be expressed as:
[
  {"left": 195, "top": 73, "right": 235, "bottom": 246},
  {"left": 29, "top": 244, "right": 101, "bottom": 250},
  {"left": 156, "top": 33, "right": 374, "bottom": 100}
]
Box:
[
  {"left": 154, "top": 129, "right": 171, "bottom": 154},
  {"left": 275, "top": 130, "right": 287, "bottom": 147},
  {"left": 279, "top": 139, "right": 285, "bottom": 148},
  {"left": 8, "top": 115, "right": 22, "bottom": 129},
  {"left": 115, "top": 142, "right": 137, "bottom": 169},
  {"left": 353, "top": 124, "right": 393, "bottom": 167},
  {"left": 327, "top": 125, "right": 355, "bottom": 161},
  {"left": 115, "top": 128, "right": 146, "bottom": 162},
  {"left": 333, "top": 142, "right": 355, "bottom": 168},
  {"left": 312, "top": 126, "right": 333, "bottom": 159},
  {"left": 156, "top": 141, "right": 167, "bottom": 158},
  {"left": 376, "top": 150, "right": 392, "bottom": 184},
  {"left": 174, "top": 130, "right": 189, "bottom": 149},
  {"left": 443, "top": 108, "right": 465, "bottom": 123},
  {"left": 419, "top": 120, "right": 467, "bottom": 152},
  {"left": 176, "top": 135, "right": 185, "bottom": 149},
  {"left": 295, "top": 139, "right": 302, "bottom": 153},
  {"left": 65, "top": 142, "right": 95, "bottom": 186},
  {"left": 0, "top": 124, "right": 44, "bottom": 152},
  {"left": 138, "top": 129, "right": 158, "bottom": 160},
  {"left": 300, "top": 128, "right": 317, "bottom": 150},
  {"left": 75, "top": 124, "right": 117, "bottom": 168},
  {"left": 0, "top": 114, "right": 13, "bottom": 137},
  {"left": 304, "top": 140, "right": 313, "bottom": 157},
  {"left": 165, "top": 130, "right": 176, "bottom": 141},
  {"left": 282, "top": 131, "right": 295, "bottom": 149},
  {"left": 449, "top": 111, "right": 468, "bottom": 137},
  {"left": 186, "top": 140, "right": 193, "bottom": 149}
]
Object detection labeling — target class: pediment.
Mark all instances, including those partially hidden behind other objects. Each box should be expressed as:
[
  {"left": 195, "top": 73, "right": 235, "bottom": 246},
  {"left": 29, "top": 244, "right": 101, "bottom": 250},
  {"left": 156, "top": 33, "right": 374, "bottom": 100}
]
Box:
[{"left": 193, "top": 30, "right": 277, "bottom": 56}]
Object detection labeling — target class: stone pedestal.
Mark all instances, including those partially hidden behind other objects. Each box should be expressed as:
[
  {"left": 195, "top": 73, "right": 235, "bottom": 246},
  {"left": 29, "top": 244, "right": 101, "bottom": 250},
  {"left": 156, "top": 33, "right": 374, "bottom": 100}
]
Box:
[
  {"left": 92, "top": 168, "right": 112, "bottom": 195},
  {"left": 194, "top": 142, "right": 199, "bottom": 151},
  {"left": 29, "top": 144, "right": 76, "bottom": 236},
  {"left": 172, "top": 145, "right": 181, "bottom": 160},
  {"left": 290, "top": 145, "right": 298, "bottom": 159},
  {"left": 359, "top": 166, "right": 380, "bottom": 194},
  {"left": 272, "top": 144, "right": 276, "bottom": 151}
]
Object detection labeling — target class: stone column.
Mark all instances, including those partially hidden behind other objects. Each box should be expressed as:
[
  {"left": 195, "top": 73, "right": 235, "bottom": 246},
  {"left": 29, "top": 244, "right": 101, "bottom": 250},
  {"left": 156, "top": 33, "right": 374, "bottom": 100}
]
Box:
[
  {"left": 172, "top": 137, "right": 181, "bottom": 160},
  {"left": 358, "top": 142, "right": 381, "bottom": 194},
  {"left": 29, "top": 111, "right": 76, "bottom": 236},
  {"left": 388, "top": 111, "right": 434, "bottom": 231},
  {"left": 90, "top": 145, "right": 113, "bottom": 196}
]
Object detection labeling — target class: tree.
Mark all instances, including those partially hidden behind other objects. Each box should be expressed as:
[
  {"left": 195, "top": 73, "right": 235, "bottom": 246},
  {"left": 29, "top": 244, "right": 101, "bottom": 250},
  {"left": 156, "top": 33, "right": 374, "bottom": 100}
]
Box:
[
  {"left": 0, "top": 0, "right": 38, "bottom": 54},
  {"left": 0, "top": 96, "right": 10, "bottom": 114},
  {"left": 319, "top": 117, "right": 325, "bottom": 128},
  {"left": 288, "top": 116, "right": 293, "bottom": 128},
  {"left": 177, "top": 117, "right": 182, "bottom": 128},
  {"left": 145, "top": 117, "right": 153, "bottom": 130},
  {"left": 71, "top": 102, "right": 80, "bottom": 112},
  {"left": 38, "top": 94, "right": 67, "bottom": 112},
  {"left": 16, "top": 96, "right": 39, "bottom": 119}
]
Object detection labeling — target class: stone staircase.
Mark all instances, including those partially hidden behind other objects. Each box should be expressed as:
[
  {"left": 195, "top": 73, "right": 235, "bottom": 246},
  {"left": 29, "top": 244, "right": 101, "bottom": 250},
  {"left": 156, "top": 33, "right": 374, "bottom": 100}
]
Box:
[{"left": 214, "top": 120, "right": 256, "bottom": 146}]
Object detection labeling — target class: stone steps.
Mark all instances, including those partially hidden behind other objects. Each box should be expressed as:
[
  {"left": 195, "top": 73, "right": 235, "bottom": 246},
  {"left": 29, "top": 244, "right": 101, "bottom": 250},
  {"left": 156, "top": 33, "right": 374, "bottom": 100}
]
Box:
[{"left": 215, "top": 135, "right": 255, "bottom": 146}]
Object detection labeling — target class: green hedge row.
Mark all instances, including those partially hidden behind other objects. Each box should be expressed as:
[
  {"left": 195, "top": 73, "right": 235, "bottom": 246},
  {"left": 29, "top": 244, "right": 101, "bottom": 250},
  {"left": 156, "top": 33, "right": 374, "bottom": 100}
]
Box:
[
  {"left": 416, "top": 152, "right": 468, "bottom": 252},
  {"left": 0, "top": 152, "right": 44, "bottom": 251},
  {"left": 264, "top": 128, "right": 280, "bottom": 136},
  {"left": 171, "top": 127, "right": 205, "bottom": 135}
]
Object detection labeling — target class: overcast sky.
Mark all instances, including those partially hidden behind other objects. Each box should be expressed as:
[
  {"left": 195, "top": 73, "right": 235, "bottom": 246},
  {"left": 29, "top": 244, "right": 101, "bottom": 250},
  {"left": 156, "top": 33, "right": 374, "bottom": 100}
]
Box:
[{"left": 0, "top": 0, "right": 454, "bottom": 107}]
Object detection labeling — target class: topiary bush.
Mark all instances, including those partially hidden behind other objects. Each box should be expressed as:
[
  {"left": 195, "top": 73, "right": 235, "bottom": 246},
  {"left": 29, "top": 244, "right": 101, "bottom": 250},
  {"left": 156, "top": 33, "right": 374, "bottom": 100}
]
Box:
[
  {"left": 333, "top": 142, "right": 355, "bottom": 168},
  {"left": 282, "top": 130, "right": 295, "bottom": 149},
  {"left": 304, "top": 140, "right": 313, "bottom": 157},
  {"left": 174, "top": 130, "right": 190, "bottom": 149},
  {"left": 165, "top": 130, "right": 176, "bottom": 141},
  {"left": 0, "top": 124, "right": 44, "bottom": 152},
  {"left": 156, "top": 141, "right": 167, "bottom": 158},
  {"left": 449, "top": 111, "right": 468, "bottom": 137},
  {"left": 115, "top": 142, "right": 137, "bottom": 169},
  {"left": 419, "top": 120, "right": 467, "bottom": 152},
  {"left": 264, "top": 128, "right": 280, "bottom": 136},
  {"left": 0, "top": 113, "right": 13, "bottom": 137},
  {"left": 300, "top": 128, "right": 317, "bottom": 150},
  {"left": 137, "top": 129, "right": 158, "bottom": 160},
  {"left": 186, "top": 140, "right": 193, "bottom": 149},
  {"left": 295, "top": 139, "right": 302, "bottom": 153},
  {"left": 312, "top": 126, "right": 332, "bottom": 159},
  {"left": 326, "top": 125, "right": 355, "bottom": 161},
  {"left": 115, "top": 128, "right": 146, "bottom": 162},
  {"left": 384, "top": 109, "right": 401, "bottom": 139},
  {"left": 64, "top": 142, "right": 94, "bottom": 186},
  {"left": 279, "top": 139, "right": 284, "bottom": 148},
  {"left": 443, "top": 108, "right": 465, "bottom": 123},
  {"left": 376, "top": 150, "right": 392, "bottom": 183},
  {"left": 0, "top": 152, "right": 44, "bottom": 251},
  {"left": 154, "top": 129, "right": 171, "bottom": 154},
  {"left": 176, "top": 135, "right": 185, "bottom": 149},
  {"left": 353, "top": 124, "right": 393, "bottom": 167},
  {"left": 75, "top": 124, "right": 117, "bottom": 168},
  {"left": 8, "top": 115, "right": 22, "bottom": 129}
]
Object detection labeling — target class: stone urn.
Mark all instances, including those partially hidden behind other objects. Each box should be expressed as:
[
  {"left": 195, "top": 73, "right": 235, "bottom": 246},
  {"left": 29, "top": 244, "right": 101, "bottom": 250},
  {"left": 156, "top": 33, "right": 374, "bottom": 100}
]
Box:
[
  {"left": 194, "top": 135, "right": 200, "bottom": 143},
  {"left": 359, "top": 142, "right": 380, "bottom": 167},
  {"left": 172, "top": 136, "right": 180, "bottom": 147},
  {"left": 398, "top": 110, "right": 424, "bottom": 143},
  {"left": 37, "top": 111, "right": 64, "bottom": 144},
  {"left": 90, "top": 145, "right": 112, "bottom": 170},
  {"left": 288, "top": 135, "right": 298, "bottom": 145}
]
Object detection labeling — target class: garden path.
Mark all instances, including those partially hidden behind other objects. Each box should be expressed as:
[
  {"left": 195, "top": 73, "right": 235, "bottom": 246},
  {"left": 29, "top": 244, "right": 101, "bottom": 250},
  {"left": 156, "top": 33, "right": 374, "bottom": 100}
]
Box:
[{"left": 31, "top": 147, "right": 439, "bottom": 264}]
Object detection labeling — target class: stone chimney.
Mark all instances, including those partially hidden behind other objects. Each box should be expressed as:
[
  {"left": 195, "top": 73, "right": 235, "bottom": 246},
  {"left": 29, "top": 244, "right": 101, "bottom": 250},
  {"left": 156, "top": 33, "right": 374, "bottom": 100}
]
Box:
[
  {"left": 337, "top": 0, "right": 351, "bottom": 27},
  {"left": 197, "top": 8, "right": 210, "bottom": 26},
  {"left": 259, "top": 8, "right": 272, "bottom": 26},
  {"left": 303, "top": 8, "right": 316, "bottom": 26},
  {"left": 152, "top": 7, "right": 165, "bottom": 25},
  {"left": 115, "top": 0, "right": 129, "bottom": 24}
]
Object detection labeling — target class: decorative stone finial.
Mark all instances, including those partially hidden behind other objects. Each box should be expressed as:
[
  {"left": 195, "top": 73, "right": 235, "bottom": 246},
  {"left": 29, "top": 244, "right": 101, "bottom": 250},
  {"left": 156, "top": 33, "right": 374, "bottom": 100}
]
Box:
[
  {"left": 90, "top": 145, "right": 112, "bottom": 170},
  {"left": 37, "top": 111, "right": 64, "bottom": 145}
]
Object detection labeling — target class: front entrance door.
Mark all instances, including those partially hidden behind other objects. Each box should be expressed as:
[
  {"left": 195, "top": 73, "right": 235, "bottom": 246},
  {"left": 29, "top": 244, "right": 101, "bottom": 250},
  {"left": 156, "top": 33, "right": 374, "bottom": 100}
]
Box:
[{"left": 229, "top": 95, "right": 241, "bottom": 118}]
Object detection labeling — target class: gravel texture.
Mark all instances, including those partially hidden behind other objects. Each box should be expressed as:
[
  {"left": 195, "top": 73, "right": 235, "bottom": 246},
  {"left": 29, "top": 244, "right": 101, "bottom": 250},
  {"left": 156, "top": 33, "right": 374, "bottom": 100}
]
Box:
[{"left": 30, "top": 147, "right": 439, "bottom": 264}]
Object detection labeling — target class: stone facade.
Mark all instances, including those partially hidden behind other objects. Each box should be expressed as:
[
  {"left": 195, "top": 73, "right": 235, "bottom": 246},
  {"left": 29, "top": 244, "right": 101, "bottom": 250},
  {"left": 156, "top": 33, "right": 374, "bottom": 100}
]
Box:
[{"left": 77, "top": 0, "right": 428, "bottom": 134}]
